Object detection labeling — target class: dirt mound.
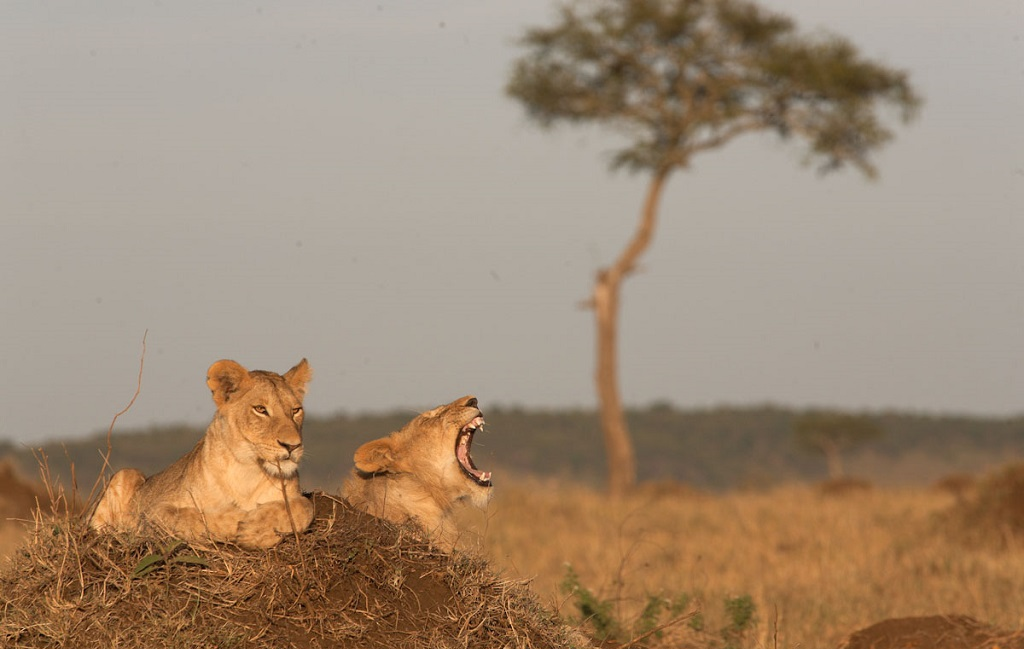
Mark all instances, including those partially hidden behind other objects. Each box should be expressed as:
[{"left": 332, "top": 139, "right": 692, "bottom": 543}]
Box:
[
  {"left": 0, "top": 459, "right": 47, "bottom": 520},
  {"left": 932, "top": 472, "right": 977, "bottom": 499},
  {"left": 0, "top": 493, "right": 589, "bottom": 649},
  {"left": 0, "top": 459, "right": 54, "bottom": 561},
  {"left": 817, "top": 477, "right": 873, "bottom": 496},
  {"left": 836, "top": 614, "right": 1024, "bottom": 649},
  {"left": 943, "top": 462, "right": 1024, "bottom": 548}
]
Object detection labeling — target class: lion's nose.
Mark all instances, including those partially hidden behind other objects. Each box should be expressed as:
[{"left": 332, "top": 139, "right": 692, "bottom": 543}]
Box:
[{"left": 278, "top": 441, "right": 301, "bottom": 456}]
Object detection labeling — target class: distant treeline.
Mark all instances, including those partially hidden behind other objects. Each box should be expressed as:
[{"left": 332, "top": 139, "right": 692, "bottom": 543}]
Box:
[{"left": 3, "top": 405, "right": 1023, "bottom": 494}]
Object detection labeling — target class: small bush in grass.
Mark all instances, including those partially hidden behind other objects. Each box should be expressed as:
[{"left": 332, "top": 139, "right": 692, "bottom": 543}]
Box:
[
  {"left": 721, "top": 594, "right": 756, "bottom": 649},
  {"left": 560, "top": 564, "right": 621, "bottom": 642},
  {"left": 560, "top": 564, "right": 753, "bottom": 648}
]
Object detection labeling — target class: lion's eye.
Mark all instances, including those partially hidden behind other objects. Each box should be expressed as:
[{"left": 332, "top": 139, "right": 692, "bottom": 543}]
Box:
[
  {"left": 253, "top": 405, "right": 268, "bottom": 416},
  {"left": 292, "top": 407, "right": 303, "bottom": 417}
]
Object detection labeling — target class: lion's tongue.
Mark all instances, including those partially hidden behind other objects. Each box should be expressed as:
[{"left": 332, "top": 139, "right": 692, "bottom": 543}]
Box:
[
  {"left": 457, "top": 443, "right": 479, "bottom": 477},
  {"left": 458, "top": 428, "right": 491, "bottom": 483}
]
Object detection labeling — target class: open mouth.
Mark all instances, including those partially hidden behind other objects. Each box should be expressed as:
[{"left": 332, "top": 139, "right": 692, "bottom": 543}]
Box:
[{"left": 456, "top": 415, "right": 492, "bottom": 487}]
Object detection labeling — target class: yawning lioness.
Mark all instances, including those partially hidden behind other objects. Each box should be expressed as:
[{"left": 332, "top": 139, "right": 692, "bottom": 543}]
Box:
[{"left": 342, "top": 395, "right": 492, "bottom": 549}]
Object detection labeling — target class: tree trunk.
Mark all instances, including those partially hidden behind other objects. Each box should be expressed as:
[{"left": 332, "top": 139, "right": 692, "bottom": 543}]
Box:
[{"left": 593, "top": 168, "right": 671, "bottom": 497}]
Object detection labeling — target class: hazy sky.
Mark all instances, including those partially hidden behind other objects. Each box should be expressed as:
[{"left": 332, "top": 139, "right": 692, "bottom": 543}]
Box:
[{"left": 2, "top": 1, "right": 1022, "bottom": 444}]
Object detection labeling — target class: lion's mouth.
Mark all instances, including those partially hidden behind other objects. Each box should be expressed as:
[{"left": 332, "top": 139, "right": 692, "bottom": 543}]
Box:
[
  {"left": 456, "top": 415, "right": 491, "bottom": 487},
  {"left": 261, "top": 457, "right": 299, "bottom": 479}
]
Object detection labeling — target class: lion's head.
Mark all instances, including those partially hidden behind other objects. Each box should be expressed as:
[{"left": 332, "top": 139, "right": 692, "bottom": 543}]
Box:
[
  {"left": 353, "top": 395, "right": 492, "bottom": 509},
  {"left": 206, "top": 358, "right": 313, "bottom": 479}
]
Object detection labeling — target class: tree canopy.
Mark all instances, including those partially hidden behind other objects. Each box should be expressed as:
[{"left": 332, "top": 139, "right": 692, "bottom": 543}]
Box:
[
  {"left": 794, "top": 411, "right": 885, "bottom": 478},
  {"left": 507, "top": 0, "right": 921, "bottom": 177}
]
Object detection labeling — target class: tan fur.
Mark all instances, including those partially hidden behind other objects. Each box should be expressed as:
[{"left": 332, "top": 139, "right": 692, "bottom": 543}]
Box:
[
  {"left": 89, "top": 359, "right": 315, "bottom": 549},
  {"left": 342, "top": 395, "right": 492, "bottom": 550}
]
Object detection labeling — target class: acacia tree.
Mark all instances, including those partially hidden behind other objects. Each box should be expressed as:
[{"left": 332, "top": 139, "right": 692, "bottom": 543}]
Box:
[
  {"left": 793, "top": 411, "right": 883, "bottom": 479},
  {"left": 506, "top": 0, "right": 920, "bottom": 496}
]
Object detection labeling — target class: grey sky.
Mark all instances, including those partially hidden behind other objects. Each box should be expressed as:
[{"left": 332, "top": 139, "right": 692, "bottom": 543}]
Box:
[{"left": 2, "top": 0, "right": 1022, "bottom": 445}]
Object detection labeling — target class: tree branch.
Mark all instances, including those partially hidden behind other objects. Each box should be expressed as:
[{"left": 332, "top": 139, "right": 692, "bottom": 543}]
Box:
[{"left": 87, "top": 330, "right": 148, "bottom": 505}]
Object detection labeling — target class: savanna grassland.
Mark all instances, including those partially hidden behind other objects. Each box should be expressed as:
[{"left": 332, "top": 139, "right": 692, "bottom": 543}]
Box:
[
  {"left": 3, "top": 463, "right": 1024, "bottom": 647},
  {"left": 464, "top": 477, "right": 1024, "bottom": 648},
  {"left": 4, "top": 406, "right": 1024, "bottom": 647}
]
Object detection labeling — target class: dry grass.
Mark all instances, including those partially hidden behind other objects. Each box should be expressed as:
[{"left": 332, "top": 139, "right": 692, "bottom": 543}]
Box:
[{"left": 473, "top": 474, "right": 1024, "bottom": 648}]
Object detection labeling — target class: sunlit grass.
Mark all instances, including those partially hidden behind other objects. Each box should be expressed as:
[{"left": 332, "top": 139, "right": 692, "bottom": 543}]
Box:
[{"left": 472, "top": 478, "right": 1024, "bottom": 647}]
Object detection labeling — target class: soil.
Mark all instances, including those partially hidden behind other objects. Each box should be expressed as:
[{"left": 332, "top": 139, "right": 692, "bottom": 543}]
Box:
[{"left": 836, "top": 614, "right": 1024, "bottom": 649}]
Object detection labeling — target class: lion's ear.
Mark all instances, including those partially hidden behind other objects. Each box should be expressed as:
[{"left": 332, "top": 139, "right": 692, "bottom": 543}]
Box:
[
  {"left": 283, "top": 358, "right": 313, "bottom": 399},
  {"left": 206, "top": 360, "right": 251, "bottom": 407},
  {"left": 354, "top": 439, "right": 402, "bottom": 475}
]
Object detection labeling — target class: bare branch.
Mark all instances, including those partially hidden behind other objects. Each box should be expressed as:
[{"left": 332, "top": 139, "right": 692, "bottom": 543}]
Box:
[{"left": 87, "top": 330, "right": 148, "bottom": 505}]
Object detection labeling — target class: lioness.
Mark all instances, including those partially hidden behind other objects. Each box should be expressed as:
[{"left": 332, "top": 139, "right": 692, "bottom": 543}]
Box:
[
  {"left": 89, "top": 359, "right": 315, "bottom": 549},
  {"left": 343, "top": 395, "right": 492, "bottom": 549}
]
